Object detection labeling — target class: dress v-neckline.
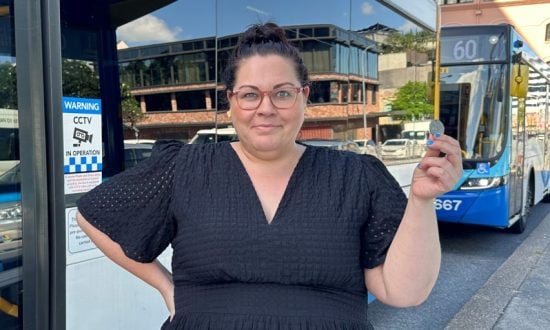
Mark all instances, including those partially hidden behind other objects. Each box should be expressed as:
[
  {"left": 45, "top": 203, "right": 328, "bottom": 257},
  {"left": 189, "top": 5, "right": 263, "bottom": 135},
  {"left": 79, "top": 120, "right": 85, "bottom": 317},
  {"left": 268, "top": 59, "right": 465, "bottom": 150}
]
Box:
[{"left": 227, "top": 143, "right": 309, "bottom": 226}]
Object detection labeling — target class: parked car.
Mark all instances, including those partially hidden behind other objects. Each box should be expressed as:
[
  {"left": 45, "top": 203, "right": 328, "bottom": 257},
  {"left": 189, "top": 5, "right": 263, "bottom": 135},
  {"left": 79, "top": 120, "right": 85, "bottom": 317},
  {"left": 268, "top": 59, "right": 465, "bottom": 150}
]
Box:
[
  {"left": 124, "top": 143, "right": 154, "bottom": 169},
  {"left": 124, "top": 139, "right": 156, "bottom": 145},
  {"left": 188, "top": 127, "right": 238, "bottom": 144},
  {"left": 300, "top": 139, "right": 361, "bottom": 154},
  {"left": 379, "top": 138, "right": 416, "bottom": 160},
  {"left": 354, "top": 139, "right": 380, "bottom": 158}
]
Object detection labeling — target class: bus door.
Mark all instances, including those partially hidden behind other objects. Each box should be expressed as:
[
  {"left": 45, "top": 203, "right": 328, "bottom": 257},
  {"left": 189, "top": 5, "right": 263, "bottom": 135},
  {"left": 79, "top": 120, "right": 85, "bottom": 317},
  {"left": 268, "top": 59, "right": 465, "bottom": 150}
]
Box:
[
  {"left": 509, "top": 103, "right": 525, "bottom": 219},
  {"left": 508, "top": 55, "right": 530, "bottom": 220}
]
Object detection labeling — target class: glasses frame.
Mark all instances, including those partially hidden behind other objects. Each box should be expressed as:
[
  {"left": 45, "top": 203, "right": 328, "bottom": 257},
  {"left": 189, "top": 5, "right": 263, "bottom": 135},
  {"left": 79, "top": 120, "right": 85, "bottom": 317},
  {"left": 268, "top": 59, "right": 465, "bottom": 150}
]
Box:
[{"left": 229, "top": 86, "right": 305, "bottom": 110}]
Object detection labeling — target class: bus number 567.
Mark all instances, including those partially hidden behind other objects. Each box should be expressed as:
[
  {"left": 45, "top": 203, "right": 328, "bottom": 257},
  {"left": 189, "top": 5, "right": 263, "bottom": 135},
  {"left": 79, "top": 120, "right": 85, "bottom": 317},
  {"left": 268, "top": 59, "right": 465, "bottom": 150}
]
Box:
[{"left": 434, "top": 199, "right": 462, "bottom": 211}]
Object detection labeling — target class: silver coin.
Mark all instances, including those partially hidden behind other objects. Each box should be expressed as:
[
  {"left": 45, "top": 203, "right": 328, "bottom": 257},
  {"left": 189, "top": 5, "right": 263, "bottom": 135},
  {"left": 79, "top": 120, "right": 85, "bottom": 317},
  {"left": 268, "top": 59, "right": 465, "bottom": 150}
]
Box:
[{"left": 429, "top": 119, "right": 445, "bottom": 136}]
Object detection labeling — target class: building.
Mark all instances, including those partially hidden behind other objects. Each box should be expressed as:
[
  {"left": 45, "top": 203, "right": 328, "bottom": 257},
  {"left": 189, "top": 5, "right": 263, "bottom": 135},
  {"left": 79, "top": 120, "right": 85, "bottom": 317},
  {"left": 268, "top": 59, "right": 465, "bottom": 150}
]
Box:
[
  {"left": 439, "top": 0, "right": 550, "bottom": 63},
  {"left": 118, "top": 24, "right": 383, "bottom": 141}
]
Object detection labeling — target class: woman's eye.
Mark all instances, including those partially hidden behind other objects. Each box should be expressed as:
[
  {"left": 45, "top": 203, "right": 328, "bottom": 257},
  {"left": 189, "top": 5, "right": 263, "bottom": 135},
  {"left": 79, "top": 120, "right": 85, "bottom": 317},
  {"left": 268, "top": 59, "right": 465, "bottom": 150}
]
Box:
[
  {"left": 274, "top": 90, "right": 292, "bottom": 98},
  {"left": 241, "top": 92, "right": 259, "bottom": 100}
]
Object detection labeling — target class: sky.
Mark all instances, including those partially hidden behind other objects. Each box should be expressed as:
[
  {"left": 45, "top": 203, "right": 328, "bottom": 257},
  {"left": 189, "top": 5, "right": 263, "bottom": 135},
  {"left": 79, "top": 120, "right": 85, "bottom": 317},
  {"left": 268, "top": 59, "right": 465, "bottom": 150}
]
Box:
[{"left": 116, "top": 0, "right": 427, "bottom": 47}]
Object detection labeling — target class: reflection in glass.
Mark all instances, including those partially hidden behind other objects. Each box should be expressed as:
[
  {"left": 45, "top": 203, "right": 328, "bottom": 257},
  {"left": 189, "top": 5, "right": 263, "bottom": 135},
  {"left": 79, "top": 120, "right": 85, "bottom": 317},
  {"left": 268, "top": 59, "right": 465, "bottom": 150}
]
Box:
[
  {"left": 349, "top": 0, "right": 436, "bottom": 163},
  {"left": 114, "top": 0, "right": 435, "bottom": 166},
  {"left": 0, "top": 1, "right": 22, "bottom": 328},
  {"left": 439, "top": 64, "right": 507, "bottom": 161}
]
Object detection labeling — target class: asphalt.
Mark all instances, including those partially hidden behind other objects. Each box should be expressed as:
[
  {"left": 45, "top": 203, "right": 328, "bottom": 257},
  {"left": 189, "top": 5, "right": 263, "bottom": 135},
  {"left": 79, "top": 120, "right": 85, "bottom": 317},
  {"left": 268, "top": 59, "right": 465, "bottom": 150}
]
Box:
[{"left": 445, "top": 207, "right": 550, "bottom": 329}]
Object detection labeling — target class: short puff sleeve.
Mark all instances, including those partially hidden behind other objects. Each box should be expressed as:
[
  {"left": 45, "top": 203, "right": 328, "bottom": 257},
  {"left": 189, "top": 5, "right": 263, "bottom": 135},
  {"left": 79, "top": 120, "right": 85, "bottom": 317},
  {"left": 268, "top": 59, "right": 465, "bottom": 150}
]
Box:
[
  {"left": 76, "top": 140, "right": 182, "bottom": 263},
  {"left": 360, "top": 155, "right": 408, "bottom": 269}
]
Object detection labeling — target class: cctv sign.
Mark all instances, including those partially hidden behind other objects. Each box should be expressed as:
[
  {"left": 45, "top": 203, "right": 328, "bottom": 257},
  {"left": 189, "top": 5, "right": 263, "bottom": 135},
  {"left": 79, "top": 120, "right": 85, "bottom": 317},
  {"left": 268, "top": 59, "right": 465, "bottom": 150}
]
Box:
[{"left": 62, "top": 96, "right": 102, "bottom": 181}]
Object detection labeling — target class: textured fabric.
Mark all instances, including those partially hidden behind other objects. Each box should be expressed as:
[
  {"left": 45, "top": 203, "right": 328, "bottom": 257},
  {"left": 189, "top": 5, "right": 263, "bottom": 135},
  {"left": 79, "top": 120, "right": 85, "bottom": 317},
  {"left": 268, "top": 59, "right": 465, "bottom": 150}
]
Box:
[{"left": 77, "top": 141, "right": 407, "bottom": 330}]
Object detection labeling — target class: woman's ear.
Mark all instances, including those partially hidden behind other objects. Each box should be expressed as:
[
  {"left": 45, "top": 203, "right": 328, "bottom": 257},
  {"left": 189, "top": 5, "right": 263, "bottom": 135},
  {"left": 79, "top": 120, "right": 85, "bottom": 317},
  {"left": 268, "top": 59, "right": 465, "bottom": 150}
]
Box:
[{"left": 302, "top": 85, "right": 310, "bottom": 105}]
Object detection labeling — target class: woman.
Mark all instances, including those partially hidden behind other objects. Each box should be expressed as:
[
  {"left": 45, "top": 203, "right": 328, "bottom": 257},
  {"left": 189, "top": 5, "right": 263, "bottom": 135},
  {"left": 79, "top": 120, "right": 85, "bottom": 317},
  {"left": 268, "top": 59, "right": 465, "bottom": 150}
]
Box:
[{"left": 77, "top": 22, "right": 462, "bottom": 329}]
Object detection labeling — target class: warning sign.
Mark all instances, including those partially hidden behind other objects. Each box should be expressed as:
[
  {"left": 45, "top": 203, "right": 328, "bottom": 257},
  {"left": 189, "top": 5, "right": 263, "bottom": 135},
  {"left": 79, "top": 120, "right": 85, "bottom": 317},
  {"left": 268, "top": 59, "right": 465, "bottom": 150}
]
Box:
[
  {"left": 66, "top": 207, "right": 96, "bottom": 254},
  {"left": 62, "top": 97, "right": 103, "bottom": 193},
  {"left": 64, "top": 171, "right": 102, "bottom": 194}
]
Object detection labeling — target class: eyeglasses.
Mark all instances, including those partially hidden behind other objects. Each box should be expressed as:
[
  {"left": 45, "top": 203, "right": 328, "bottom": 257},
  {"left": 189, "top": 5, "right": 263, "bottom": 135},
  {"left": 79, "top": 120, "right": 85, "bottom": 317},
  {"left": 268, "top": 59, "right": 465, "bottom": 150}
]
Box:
[{"left": 229, "top": 86, "right": 304, "bottom": 110}]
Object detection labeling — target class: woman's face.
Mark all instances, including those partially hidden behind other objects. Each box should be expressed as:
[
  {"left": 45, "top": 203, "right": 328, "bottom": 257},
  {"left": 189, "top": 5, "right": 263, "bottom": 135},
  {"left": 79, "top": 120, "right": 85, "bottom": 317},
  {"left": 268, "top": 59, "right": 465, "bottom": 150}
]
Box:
[{"left": 228, "top": 54, "right": 309, "bottom": 154}]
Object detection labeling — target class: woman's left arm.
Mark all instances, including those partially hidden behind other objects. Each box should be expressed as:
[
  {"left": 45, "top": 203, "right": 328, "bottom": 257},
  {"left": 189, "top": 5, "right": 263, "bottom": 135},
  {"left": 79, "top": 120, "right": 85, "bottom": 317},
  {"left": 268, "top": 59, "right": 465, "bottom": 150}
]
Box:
[{"left": 365, "top": 133, "right": 463, "bottom": 307}]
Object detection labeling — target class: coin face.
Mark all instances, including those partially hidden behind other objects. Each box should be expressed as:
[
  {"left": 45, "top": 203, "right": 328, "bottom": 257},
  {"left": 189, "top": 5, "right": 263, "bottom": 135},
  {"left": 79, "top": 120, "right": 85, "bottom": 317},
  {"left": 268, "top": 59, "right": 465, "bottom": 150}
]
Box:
[{"left": 429, "top": 119, "right": 445, "bottom": 136}]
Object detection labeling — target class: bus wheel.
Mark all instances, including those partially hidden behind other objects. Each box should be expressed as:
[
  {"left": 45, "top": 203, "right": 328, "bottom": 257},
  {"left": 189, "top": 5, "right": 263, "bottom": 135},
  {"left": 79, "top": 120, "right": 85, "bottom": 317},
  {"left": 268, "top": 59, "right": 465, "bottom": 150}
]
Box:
[{"left": 510, "top": 182, "right": 534, "bottom": 234}]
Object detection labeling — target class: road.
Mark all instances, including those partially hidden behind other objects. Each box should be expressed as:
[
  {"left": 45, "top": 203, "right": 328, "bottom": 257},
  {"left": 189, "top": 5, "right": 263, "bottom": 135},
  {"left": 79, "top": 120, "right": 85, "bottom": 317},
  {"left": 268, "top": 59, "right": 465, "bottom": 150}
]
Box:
[{"left": 366, "top": 200, "right": 550, "bottom": 329}]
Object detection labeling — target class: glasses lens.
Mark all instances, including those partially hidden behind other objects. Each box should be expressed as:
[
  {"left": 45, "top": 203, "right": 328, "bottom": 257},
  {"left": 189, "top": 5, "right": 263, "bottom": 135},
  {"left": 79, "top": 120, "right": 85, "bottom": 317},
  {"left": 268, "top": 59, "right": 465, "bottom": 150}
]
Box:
[
  {"left": 236, "top": 88, "right": 261, "bottom": 110},
  {"left": 271, "top": 88, "right": 299, "bottom": 109},
  {"left": 233, "top": 87, "right": 301, "bottom": 110}
]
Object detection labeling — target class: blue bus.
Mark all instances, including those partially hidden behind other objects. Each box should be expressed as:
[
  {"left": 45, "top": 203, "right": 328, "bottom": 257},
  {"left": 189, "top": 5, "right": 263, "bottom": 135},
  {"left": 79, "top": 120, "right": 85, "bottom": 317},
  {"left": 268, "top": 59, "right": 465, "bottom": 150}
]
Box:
[{"left": 435, "top": 24, "right": 550, "bottom": 233}]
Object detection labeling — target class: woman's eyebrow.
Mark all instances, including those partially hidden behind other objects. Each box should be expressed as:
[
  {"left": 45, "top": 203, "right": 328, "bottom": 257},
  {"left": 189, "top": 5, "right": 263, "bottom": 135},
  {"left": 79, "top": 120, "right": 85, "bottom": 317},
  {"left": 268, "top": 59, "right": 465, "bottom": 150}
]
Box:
[{"left": 236, "top": 82, "right": 296, "bottom": 90}]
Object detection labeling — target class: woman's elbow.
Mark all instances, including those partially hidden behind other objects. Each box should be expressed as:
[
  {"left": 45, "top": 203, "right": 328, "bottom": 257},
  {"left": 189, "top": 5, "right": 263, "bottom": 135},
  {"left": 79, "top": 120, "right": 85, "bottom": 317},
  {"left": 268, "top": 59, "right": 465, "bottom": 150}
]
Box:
[
  {"left": 377, "top": 289, "right": 432, "bottom": 308},
  {"left": 374, "top": 277, "right": 437, "bottom": 308}
]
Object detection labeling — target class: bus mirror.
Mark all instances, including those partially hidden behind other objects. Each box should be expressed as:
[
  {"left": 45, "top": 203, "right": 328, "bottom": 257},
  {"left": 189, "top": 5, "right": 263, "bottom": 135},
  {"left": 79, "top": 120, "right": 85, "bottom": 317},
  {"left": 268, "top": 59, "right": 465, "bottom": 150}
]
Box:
[{"left": 510, "top": 63, "right": 528, "bottom": 98}]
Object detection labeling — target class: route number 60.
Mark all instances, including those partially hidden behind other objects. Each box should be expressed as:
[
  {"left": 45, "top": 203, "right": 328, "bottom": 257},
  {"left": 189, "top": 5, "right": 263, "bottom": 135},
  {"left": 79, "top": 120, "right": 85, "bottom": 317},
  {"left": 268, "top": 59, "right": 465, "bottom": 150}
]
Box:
[{"left": 434, "top": 199, "right": 462, "bottom": 211}]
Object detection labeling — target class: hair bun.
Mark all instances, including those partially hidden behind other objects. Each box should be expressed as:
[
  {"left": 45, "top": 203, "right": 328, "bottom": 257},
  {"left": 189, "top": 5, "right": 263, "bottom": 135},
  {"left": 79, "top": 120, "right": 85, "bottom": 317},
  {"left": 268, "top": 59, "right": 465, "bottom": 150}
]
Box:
[{"left": 240, "top": 22, "right": 287, "bottom": 45}]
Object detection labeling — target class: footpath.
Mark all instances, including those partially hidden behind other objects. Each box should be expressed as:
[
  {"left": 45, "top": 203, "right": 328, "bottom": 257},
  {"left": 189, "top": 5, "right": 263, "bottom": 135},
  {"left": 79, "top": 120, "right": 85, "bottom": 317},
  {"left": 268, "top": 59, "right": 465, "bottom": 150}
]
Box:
[{"left": 445, "top": 207, "right": 550, "bottom": 329}]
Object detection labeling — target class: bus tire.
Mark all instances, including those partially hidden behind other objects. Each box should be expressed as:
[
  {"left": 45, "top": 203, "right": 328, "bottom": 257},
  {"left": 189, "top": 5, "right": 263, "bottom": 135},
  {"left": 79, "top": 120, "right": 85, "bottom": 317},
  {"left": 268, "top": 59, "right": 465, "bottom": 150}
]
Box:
[
  {"left": 510, "top": 181, "right": 534, "bottom": 234},
  {"left": 510, "top": 214, "right": 526, "bottom": 234}
]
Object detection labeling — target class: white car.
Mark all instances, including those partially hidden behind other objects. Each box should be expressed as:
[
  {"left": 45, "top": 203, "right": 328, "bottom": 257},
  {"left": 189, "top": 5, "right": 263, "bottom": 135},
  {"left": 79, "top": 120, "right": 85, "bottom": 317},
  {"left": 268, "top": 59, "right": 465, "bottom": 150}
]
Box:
[
  {"left": 300, "top": 139, "right": 362, "bottom": 154},
  {"left": 188, "top": 127, "right": 238, "bottom": 144},
  {"left": 124, "top": 139, "right": 157, "bottom": 145},
  {"left": 380, "top": 139, "right": 416, "bottom": 160},
  {"left": 124, "top": 143, "right": 154, "bottom": 169},
  {"left": 354, "top": 139, "right": 380, "bottom": 158}
]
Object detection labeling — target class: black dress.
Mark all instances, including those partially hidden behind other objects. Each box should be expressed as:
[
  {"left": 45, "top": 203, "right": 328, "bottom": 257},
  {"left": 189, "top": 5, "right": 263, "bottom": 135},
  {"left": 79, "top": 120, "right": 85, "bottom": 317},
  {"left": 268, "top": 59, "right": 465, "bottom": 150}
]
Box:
[{"left": 76, "top": 140, "right": 408, "bottom": 329}]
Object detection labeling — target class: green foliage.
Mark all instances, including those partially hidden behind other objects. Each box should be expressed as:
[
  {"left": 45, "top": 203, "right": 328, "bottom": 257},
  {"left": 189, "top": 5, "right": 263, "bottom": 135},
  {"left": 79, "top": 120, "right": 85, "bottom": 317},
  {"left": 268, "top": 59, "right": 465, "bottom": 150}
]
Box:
[
  {"left": 380, "top": 30, "right": 434, "bottom": 53},
  {"left": 62, "top": 60, "right": 100, "bottom": 98},
  {"left": 120, "top": 83, "right": 143, "bottom": 127},
  {"left": 390, "top": 81, "right": 434, "bottom": 119},
  {"left": 0, "top": 63, "right": 18, "bottom": 109}
]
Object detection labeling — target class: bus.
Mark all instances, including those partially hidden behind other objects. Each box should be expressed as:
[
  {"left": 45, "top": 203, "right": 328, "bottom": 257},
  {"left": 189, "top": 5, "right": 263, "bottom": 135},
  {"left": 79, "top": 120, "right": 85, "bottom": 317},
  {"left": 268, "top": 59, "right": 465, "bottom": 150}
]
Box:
[{"left": 435, "top": 24, "right": 550, "bottom": 233}]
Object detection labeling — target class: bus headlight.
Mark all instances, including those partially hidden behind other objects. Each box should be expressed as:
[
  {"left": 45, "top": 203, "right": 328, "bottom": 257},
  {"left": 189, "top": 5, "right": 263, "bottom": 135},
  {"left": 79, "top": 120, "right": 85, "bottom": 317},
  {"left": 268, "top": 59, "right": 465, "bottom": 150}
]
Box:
[{"left": 460, "top": 175, "right": 508, "bottom": 190}]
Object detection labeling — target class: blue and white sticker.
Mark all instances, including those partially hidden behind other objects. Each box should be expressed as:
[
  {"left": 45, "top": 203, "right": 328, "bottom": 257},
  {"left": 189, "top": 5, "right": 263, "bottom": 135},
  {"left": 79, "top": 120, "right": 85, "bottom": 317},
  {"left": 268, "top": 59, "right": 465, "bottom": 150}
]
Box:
[
  {"left": 476, "top": 162, "right": 491, "bottom": 174},
  {"left": 62, "top": 96, "right": 102, "bottom": 194}
]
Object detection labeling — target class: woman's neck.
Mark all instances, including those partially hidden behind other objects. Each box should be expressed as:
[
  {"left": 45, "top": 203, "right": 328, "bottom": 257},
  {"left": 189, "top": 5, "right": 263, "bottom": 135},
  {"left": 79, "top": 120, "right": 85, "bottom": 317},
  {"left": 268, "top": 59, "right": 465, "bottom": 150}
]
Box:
[{"left": 232, "top": 141, "right": 305, "bottom": 170}]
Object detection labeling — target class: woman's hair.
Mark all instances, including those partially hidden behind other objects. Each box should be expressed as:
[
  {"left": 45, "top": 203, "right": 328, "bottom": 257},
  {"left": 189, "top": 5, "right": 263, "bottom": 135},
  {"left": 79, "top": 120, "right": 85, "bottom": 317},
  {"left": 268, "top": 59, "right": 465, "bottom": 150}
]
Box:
[{"left": 222, "top": 22, "right": 309, "bottom": 92}]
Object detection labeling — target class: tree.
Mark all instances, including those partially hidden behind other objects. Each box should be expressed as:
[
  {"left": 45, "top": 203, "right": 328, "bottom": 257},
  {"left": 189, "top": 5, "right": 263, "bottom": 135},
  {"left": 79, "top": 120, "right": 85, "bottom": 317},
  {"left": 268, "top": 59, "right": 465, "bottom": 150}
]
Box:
[
  {"left": 0, "top": 63, "right": 18, "bottom": 109},
  {"left": 379, "top": 30, "right": 434, "bottom": 54},
  {"left": 62, "top": 59, "right": 100, "bottom": 97},
  {"left": 120, "top": 83, "right": 143, "bottom": 136},
  {"left": 390, "top": 81, "right": 433, "bottom": 119}
]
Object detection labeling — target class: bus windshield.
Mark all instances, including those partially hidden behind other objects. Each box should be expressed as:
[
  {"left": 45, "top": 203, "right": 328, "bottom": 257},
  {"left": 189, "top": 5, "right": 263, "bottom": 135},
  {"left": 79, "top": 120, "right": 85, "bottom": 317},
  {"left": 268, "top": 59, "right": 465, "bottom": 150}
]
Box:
[{"left": 439, "top": 64, "right": 508, "bottom": 161}]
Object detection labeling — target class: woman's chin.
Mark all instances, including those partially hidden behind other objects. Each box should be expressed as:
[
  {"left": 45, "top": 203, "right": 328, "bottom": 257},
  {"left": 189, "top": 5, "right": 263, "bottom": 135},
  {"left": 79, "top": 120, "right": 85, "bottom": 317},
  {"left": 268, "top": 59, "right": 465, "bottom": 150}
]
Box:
[{"left": 249, "top": 137, "right": 288, "bottom": 153}]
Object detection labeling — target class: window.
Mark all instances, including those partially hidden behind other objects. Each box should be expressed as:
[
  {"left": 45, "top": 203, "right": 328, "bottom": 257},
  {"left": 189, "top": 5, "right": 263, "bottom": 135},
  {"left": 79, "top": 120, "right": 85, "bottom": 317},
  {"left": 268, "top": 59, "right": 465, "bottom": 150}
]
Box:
[
  {"left": 309, "top": 81, "right": 331, "bottom": 104},
  {"left": 144, "top": 93, "right": 172, "bottom": 112},
  {"left": 546, "top": 23, "right": 550, "bottom": 42}
]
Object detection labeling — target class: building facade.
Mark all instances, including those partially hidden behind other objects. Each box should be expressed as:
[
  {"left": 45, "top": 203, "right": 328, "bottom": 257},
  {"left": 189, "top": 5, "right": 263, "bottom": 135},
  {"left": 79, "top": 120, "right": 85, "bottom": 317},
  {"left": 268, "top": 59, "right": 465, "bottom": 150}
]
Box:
[{"left": 118, "top": 24, "right": 382, "bottom": 141}]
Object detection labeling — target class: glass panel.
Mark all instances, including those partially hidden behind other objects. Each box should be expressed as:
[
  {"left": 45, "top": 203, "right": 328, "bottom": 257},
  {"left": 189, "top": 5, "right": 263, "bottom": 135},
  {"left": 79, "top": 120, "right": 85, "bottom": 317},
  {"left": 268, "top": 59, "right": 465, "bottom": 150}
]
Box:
[
  {"left": 0, "top": 1, "right": 22, "bottom": 328},
  {"left": 351, "top": 0, "right": 437, "bottom": 164},
  {"left": 439, "top": 64, "right": 507, "bottom": 161},
  {"left": 116, "top": 0, "right": 217, "bottom": 142}
]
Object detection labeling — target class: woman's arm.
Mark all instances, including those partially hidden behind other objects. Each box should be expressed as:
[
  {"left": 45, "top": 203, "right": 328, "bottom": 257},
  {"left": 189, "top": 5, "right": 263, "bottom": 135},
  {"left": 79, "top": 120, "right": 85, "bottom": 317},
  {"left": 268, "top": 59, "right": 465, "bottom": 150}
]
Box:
[
  {"left": 365, "top": 133, "right": 462, "bottom": 307},
  {"left": 365, "top": 195, "right": 440, "bottom": 307},
  {"left": 76, "top": 211, "right": 175, "bottom": 318}
]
